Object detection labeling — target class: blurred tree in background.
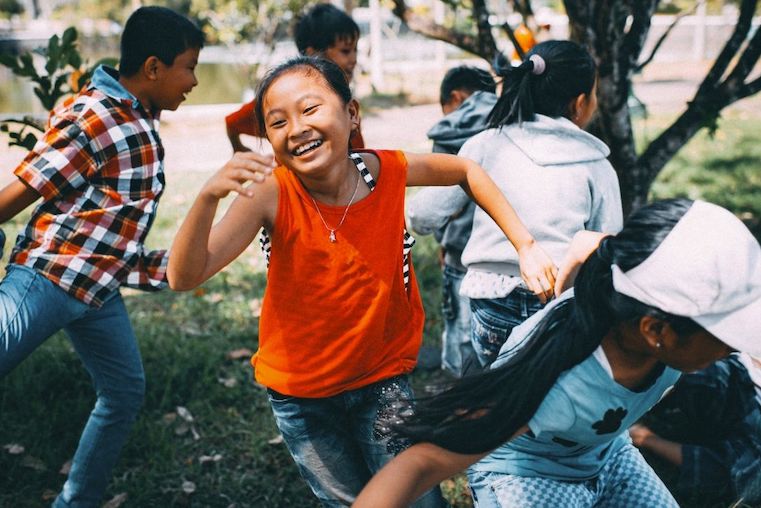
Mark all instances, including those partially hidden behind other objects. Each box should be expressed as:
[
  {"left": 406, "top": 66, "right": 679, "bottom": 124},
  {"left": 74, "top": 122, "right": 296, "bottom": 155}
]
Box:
[{"left": 390, "top": 0, "right": 761, "bottom": 215}]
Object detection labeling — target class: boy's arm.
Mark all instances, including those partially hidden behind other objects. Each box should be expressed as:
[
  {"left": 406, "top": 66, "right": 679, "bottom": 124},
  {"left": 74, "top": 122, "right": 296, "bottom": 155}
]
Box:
[
  {"left": 405, "top": 152, "right": 557, "bottom": 303},
  {"left": 225, "top": 100, "right": 260, "bottom": 153},
  {"left": 0, "top": 179, "right": 41, "bottom": 224}
]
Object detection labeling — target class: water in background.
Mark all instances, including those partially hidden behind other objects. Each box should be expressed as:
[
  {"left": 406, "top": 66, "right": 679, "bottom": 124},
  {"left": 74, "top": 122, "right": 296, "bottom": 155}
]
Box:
[{"left": 0, "top": 61, "right": 255, "bottom": 114}]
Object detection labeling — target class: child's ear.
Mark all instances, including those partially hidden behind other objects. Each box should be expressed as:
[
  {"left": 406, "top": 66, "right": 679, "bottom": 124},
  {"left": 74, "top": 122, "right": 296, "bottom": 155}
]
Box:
[
  {"left": 569, "top": 93, "right": 586, "bottom": 122},
  {"left": 348, "top": 99, "right": 360, "bottom": 130},
  {"left": 304, "top": 47, "right": 318, "bottom": 57},
  {"left": 142, "top": 56, "right": 160, "bottom": 81},
  {"left": 639, "top": 316, "right": 677, "bottom": 352}
]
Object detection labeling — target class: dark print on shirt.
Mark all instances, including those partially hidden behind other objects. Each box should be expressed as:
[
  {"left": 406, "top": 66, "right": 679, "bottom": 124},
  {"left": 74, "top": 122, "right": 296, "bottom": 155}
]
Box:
[
  {"left": 551, "top": 436, "right": 579, "bottom": 448},
  {"left": 592, "top": 407, "right": 628, "bottom": 435}
]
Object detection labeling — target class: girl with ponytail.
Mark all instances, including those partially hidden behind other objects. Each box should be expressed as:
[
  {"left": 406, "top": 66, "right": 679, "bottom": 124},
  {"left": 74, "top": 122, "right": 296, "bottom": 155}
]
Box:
[
  {"left": 408, "top": 40, "right": 623, "bottom": 372},
  {"left": 356, "top": 198, "right": 761, "bottom": 507}
]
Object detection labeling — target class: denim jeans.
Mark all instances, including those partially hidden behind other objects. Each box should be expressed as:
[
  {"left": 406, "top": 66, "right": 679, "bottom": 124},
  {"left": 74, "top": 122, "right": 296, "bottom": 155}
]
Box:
[
  {"left": 267, "top": 375, "right": 447, "bottom": 507},
  {"left": 467, "top": 445, "right": 678, "bottom": 507},
  {"left": 1, "top": 264, "right": 145, "bottom": 508},
  {"left": 470, "top": 288, "right": 544, "bottom": 368},
  {"left": 441, "top": 265, "right": 478, "bottom": 377}
]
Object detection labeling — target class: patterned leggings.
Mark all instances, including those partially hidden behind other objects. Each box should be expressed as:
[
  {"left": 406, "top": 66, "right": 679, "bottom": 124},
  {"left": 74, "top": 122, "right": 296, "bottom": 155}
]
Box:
[{"left": 468, "top": 444, "right": 679, "bottom": 507}]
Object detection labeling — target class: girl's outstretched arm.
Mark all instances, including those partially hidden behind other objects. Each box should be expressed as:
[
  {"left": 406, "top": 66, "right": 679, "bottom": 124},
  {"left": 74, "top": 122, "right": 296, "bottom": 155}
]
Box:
[
  {"left": 353, "top": 443, "right": 487, "bottom": 508},
  {"left": 168, "top": 152, "right": 277, "bottom": 291},
  {"left": 405, "top": 152, "right": 556, "bottom": 302}
]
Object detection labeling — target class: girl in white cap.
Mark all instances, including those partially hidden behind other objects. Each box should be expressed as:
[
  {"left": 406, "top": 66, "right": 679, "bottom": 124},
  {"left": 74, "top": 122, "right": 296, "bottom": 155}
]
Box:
[{"left": 354, "top": 198, "right": 761, "bottom": 507}]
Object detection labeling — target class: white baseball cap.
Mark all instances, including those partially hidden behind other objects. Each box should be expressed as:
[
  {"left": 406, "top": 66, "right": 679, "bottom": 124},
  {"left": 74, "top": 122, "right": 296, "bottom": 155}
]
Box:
[{"left": 611, "top": 200, "right": 761, "bottom": 357}]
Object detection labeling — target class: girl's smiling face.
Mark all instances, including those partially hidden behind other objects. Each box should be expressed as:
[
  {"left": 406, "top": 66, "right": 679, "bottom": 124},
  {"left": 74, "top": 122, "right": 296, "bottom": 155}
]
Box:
[{"left": 261, "top": 68, "right": 359, "bottom": 177}]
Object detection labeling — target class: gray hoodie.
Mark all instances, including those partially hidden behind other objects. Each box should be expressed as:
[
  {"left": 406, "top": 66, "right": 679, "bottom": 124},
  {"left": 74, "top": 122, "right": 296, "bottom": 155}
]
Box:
[
  {"left": 416, "top": 90, "right": 497, "bottom": 270},
  {"left": 409, "top": 114, "right": 623, "bottom": 294}
]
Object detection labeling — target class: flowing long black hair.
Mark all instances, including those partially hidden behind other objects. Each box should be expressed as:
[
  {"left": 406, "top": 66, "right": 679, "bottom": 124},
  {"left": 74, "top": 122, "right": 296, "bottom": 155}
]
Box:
[
  {"left": 397, "top": 199, "right": 703, "bottom": 454},
  {"left": 488, "top": 40, "right": 596, "bottom": 128}
]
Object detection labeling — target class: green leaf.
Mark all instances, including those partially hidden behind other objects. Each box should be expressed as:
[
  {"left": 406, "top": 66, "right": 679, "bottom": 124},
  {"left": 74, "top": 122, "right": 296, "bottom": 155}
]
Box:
[
  {"left": 0, "top": 53, "right": 20, "bottom": 72},
  {"left": 70, "top": 52, "right": 82, "bottom": 69},
  {"left": 61, "top": 27, "right": 77, "bottom": 47}
]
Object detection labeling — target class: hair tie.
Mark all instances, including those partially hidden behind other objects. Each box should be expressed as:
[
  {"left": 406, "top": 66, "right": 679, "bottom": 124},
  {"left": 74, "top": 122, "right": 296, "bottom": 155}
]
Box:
[{"left": 528, "top": 54, "right": 546, "bottom": 75}]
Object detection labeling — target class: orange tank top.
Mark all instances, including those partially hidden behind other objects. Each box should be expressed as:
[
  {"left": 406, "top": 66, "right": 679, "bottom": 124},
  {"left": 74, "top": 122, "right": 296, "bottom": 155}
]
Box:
[{"left": 252, "top": 150, "right": 424, "bottom": 397}]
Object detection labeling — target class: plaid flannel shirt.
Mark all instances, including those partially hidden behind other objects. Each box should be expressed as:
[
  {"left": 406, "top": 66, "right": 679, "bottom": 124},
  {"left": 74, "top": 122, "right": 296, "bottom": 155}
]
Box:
[{"left": 10, "top": 66, "right": 168, "bottom": 307}]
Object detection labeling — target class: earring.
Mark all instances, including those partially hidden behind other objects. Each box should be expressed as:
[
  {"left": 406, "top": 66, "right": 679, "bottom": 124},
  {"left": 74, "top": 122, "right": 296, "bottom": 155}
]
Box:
[{"left": 656, "top": 342, "right": 662, "bottom": 349}]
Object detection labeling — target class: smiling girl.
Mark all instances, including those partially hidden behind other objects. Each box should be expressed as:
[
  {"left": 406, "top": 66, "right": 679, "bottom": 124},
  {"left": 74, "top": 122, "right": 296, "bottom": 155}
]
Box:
[{"left": 167, "top": 56, "right": 556, "bottom": 506}]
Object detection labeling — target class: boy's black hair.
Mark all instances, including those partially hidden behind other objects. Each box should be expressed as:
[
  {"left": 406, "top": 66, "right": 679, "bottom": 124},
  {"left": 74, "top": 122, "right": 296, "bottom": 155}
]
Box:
[
  {"left": 439, "top": 66, "right": 496, "bottom": 106},
  {"left": 119, "top": 6, "right": 205, "bottom": 77},
  {"left": 294, "top": 3, "right": 359, "bottom": 54}
]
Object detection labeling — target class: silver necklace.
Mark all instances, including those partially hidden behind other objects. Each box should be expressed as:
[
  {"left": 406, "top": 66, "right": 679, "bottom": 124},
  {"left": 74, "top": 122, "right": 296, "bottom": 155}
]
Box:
[{"left": 309, "top": 167, "right": 361, "bottom": 243}]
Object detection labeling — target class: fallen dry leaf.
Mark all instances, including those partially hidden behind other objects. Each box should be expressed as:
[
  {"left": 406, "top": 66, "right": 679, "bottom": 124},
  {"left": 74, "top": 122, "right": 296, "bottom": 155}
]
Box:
[
  {"left": 41, "top": 489, "right": 58, "bottom": 501},
  {"left": 103, "top": 492, "right": 128, "bottom": 508},
  {"left": 199, "top": 454, "right": 223, "bottom": 464},
  {"left": 4, "top": 443, "right": 24, "bottom": 455},
  {"left": 21, "top": 455, "right": 46, "bottom": 471},
  {"left": 176, "top": 406, "right": 194, "bottom": 422},
  {"left": 267, "top": 434, "right": 284, "bottom": 445},
  {"left": 226, "top": 348, "right": 253, "bottom": 360},
  {"left": 182, "top": 480, "right": 196, "bottom": 494},
  {"left": 59, "top": 460, "right": 72, "bottom": 475}
]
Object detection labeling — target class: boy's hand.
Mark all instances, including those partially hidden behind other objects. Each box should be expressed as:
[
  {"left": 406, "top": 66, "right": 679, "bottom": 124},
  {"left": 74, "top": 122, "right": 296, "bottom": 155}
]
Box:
[
  {"left": 629, "top": 424, "right": 655, "bottom": 448},
  {"left": 201, "top": 152, "right": 275, "bottom": 200},
  {"left": 554, "top": 231, "right": 608, "bottom": 297},
  {"left": 517, "top": 241, "right": 557, "bottom": 304}
]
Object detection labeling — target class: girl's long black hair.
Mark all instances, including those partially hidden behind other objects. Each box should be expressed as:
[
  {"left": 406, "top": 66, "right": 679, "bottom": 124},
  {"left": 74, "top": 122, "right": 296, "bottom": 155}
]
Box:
[
  {"left": 488, "top": 40, "right": 596, "bottom": 128},
  {"left": 397, "top": 199, "right": 700, "bottom": 454}
]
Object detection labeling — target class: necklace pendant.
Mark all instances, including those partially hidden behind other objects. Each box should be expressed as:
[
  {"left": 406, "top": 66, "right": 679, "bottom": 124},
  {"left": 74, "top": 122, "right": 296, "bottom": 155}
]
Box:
[{"left": 329, "top": 230, "right": 337, "bottom": 243}]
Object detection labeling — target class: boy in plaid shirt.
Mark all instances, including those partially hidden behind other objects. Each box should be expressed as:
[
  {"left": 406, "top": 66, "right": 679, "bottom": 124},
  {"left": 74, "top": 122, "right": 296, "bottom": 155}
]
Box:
[{"left": 0, "top": 7, "right": 204, "bottom": 507}]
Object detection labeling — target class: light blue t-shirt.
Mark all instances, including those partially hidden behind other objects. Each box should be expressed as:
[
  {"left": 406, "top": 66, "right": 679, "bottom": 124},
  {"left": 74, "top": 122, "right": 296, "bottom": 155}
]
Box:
[{"left": 471, "top": 291, "right": 682, "bottom": 480}]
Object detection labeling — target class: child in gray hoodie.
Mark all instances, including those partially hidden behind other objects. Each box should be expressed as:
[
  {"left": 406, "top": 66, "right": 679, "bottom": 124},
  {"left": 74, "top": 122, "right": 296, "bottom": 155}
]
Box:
[
  {"left": 409, "top": 41, "right": 623, "bottom": 368},
  {"left": 411, "top": 66, "right": 496, "bottom": 377}
]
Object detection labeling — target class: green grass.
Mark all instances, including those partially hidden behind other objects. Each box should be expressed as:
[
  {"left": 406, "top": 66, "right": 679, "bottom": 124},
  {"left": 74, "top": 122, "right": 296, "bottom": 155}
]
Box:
[
  {"left": 2, "top": 109, "right": 760, "bottom": 507},
  {"left": 644, "top": 110, "right": 761, "bottom": 238}
]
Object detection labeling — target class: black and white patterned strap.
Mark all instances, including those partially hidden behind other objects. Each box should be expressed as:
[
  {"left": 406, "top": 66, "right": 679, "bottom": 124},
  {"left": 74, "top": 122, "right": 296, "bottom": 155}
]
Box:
[{"left": 260, "top": 153, "right": 415, "bottom": 293}]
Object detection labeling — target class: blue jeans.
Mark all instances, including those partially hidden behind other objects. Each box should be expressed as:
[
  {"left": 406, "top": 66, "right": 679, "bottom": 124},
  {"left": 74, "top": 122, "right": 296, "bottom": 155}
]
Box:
[
  {"left": 467, "top": 444, "right": 678, "bottom": 507},
  {"left": 268, "top": 375, "right": 447, "bottom": 507},
  {"left": 1, "top": 264, "right": 145, "bottom": 508},
  {"left": 470, "top": 288, "right": 544, "bottom": 368},
  {"left": 441, "top": 265, "right": 478, "bottom": 377}
]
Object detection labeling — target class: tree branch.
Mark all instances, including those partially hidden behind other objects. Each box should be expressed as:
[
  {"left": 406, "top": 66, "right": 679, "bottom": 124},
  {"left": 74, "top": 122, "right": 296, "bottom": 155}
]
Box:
[
  {"left": 389, "top": 0, "right": 486, "bottom": 59},
  {"left": 501, "top": 22, "right": 526, "bottom": 61},
  {"left": 695, "top": 0, "right": 756, "bottom": 97},
  {"left": 619, "top": 1, "right": 657, "bottom": 79},
  {"left": 636, "top": 2, "right": 699, "bottom": 73},
  {"left": 723, "top": 12, "right": 761, "bottom": 96}
]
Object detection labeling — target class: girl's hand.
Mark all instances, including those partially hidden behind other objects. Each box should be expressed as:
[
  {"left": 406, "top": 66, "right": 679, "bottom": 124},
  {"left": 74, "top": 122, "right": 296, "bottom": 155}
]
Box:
[
  {"left": 517, "top": 241, "right": 558, "bottom": 304},
  {"left": 201, "top": 152, "right": 275, "bottom": 200},
  {"left": 554, "top": 231, "right": 608, "bottom": 297}
]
